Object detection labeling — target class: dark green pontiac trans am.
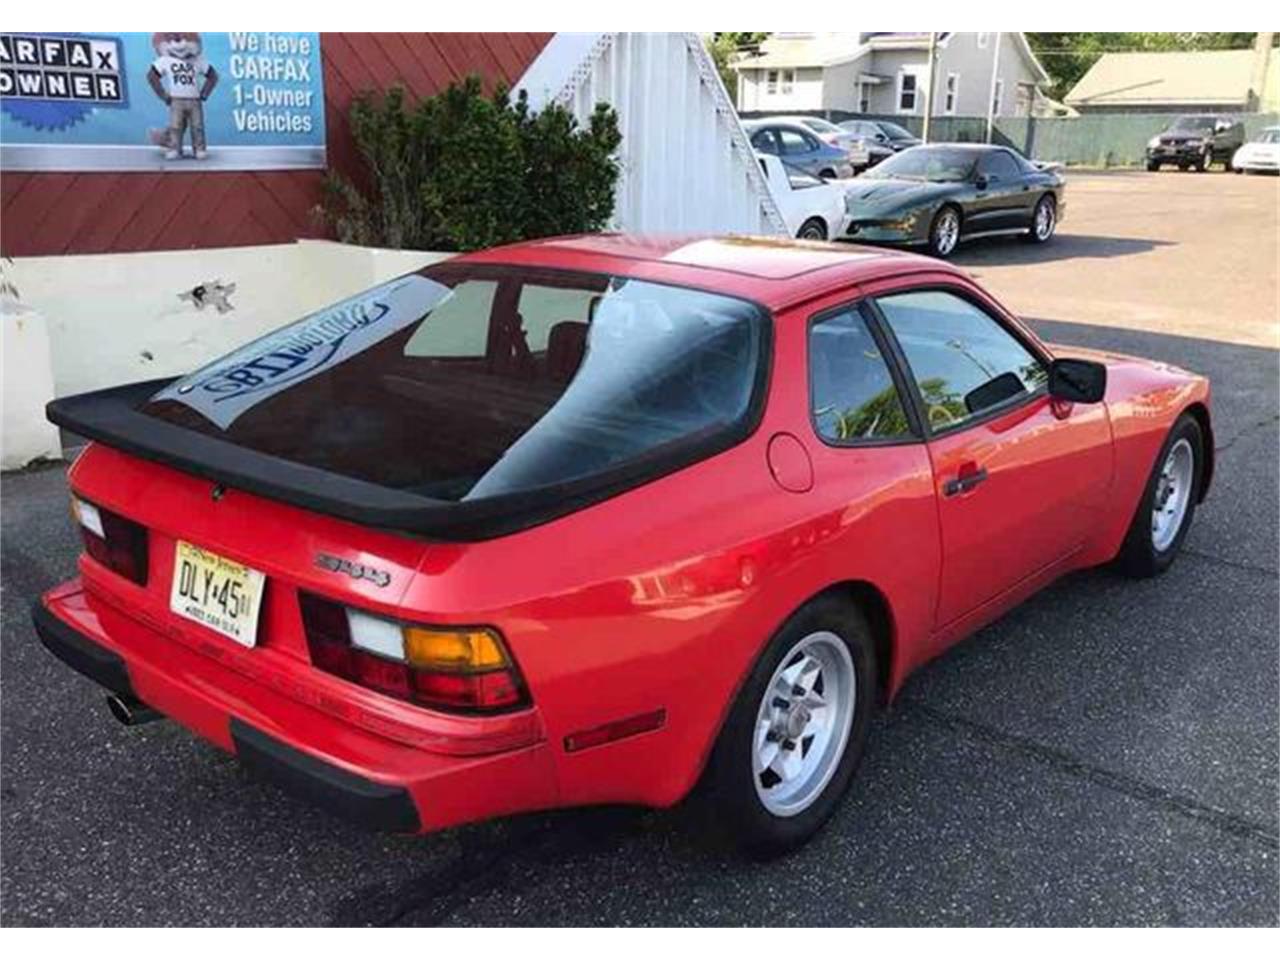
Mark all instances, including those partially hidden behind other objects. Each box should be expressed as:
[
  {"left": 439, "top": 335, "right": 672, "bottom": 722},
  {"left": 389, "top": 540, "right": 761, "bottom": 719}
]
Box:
[{"left": 841, "top": 143, "right": 1066, "bottom": 258}]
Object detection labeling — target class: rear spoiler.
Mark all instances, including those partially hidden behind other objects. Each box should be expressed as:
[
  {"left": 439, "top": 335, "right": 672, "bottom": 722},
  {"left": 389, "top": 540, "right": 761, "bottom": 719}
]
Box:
[{"left": 47, "top": 379, "right": 750, "bottom": 542}]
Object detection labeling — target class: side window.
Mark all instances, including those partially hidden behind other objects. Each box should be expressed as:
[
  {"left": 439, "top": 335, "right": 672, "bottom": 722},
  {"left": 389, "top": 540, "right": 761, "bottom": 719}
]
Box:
[
  {"left": 516, "top": 283, "right": 597, "bottom": 353},
  {"left": 979, "top": 150, "right": 1020, "bottom": 180},
  {"left": 403, "top": 279, "right": 497, "bottom": 358},
  {"left": 752, "top": 129, "right": 778, "bottom": 154},
  {"left": 778, "top": 129, "right": 811, "bottom": 155},
  {"left": 809, "top": 307, "right": 913, "bottom": 443},
  {"left": 875, "top": 290, "right": 1047, "bottom": 432}
]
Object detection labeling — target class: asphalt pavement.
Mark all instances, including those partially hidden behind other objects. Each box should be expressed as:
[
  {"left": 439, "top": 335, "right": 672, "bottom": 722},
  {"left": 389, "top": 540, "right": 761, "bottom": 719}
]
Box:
[{"left": 1, "top": 172, "right": 1277, "bottom": 926}]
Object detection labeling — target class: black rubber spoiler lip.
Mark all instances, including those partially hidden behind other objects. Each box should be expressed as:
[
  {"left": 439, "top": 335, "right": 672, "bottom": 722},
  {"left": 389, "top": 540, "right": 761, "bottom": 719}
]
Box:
[{"left": 47, "top": 378, "right": 758, "bottom": 542}]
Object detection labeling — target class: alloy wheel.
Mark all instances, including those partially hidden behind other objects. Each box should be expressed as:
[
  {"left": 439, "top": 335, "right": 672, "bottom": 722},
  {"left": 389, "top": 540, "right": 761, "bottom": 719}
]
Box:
[
  {"left": 933, "top": 209, "right": 960, "bottom": 256},
  {"left": 751, "top": 631, "right": 856, "bottom": 817},
  {"left": 1035, "top": 198, "right": 1056, "bottom": 240},
  {"left": 1152, "top": 437, "right": 1194, "bottom": 552}
]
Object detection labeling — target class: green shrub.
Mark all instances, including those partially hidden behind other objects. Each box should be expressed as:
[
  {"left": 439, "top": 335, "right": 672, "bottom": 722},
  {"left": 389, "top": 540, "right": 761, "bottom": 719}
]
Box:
[{"left": 318, "top": 77, "right": 621, "bottom": 251}]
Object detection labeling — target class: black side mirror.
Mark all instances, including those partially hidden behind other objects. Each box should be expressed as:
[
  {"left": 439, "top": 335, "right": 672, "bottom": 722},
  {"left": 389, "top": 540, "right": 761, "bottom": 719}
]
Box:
[
  {"left": 974, "top": 173, "right": 989, "bottom": 189},
  {"left": 1049, "top": 358, "right": 1107, "bottom": 404}
]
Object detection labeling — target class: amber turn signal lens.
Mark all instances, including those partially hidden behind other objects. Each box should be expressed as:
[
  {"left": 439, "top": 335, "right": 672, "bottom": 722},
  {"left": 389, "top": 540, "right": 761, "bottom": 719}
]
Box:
[{"left": 403, "top": 627, "right": 509, "bottom": 672}]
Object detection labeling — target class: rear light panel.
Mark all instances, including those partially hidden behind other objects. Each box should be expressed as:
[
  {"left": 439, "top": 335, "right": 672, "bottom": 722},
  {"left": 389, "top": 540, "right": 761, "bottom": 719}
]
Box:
[
  {"left": 298, "top": 592, "right": 529, "bottom": 714},
  {"left": 71, "top": 495, "right": 148, "bottom": 586}
]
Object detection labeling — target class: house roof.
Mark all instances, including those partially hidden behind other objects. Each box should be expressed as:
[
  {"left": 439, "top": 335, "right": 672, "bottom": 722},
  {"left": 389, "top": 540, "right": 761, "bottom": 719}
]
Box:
[
  {"left": 732, "top": 36, "right": 867, "bottom": 70},
  {"left": 1065, "top": 49, "right": 1261, "bottom": 107},
  {"left": 734, "top": 32, "right": 1048, "bottom": 85}
]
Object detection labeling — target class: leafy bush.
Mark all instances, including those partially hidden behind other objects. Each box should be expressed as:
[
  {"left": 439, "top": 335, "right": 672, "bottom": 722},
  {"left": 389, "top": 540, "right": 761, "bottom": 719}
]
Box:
[{"left": 318, "top": 77, "right": 622, "bottom": 251}]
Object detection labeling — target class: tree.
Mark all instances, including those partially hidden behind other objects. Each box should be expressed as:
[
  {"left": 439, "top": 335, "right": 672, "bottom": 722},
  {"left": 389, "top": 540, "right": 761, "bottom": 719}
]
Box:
[
  {"left": 317, "top": 77, "right": 621, "bottom": 251},
  {"left": 1028, "top": 33, "right": 1260, "bottom": 102},
  {"left": 705, "top": 33, "right": 769, "bottom": 101}
]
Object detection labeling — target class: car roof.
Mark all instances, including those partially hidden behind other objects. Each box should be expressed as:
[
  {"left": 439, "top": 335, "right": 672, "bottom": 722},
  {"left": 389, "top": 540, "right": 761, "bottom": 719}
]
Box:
[
  {"left": 455, "top": 234, "right": 959, "bottom": 311},
  {"left": 742, "top": 118, "right": 813, "bottom": 134}
]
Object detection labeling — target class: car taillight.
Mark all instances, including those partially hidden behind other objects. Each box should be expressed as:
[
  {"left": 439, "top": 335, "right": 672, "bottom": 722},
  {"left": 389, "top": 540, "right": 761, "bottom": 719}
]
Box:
[
  {"left": 298, "top": 592, "right": 528, "bottom": 714},
  {"left": 71, "top": 495, "right": 148, "bottom": 585}
]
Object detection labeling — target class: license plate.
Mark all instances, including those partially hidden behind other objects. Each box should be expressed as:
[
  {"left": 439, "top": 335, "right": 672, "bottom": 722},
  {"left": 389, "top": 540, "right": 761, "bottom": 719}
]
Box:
[{"left": 169, "top": 541, "right": 265, "bottom": 647}]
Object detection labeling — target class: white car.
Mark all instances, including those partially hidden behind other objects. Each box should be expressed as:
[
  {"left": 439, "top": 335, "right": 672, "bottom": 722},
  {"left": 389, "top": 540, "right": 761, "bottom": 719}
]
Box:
[
  {"left": 1232, "top": 126, "right": 1280, "bottom": 174},
  {"left": 758, "top": 153, "right": 850, "bottom": 241}
]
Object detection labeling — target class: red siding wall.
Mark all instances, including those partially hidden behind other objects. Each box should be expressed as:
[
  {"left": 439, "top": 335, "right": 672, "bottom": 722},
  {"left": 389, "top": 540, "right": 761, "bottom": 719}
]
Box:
[{"left": 0, "top": 32, "right": 552, "bottom": 258}]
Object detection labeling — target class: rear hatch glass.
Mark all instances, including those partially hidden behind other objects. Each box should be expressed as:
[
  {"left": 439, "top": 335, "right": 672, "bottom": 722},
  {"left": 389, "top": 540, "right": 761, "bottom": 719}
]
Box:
[{"left": 136, "top": 262, "right": 768, "bottom": 533}]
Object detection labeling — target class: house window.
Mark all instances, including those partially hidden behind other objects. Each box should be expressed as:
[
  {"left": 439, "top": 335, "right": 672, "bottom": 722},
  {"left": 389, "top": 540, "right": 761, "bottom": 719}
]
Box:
[
  {"left": 991, "top": 78, "right": 1004, "bottom": 116},
  {"left": 898, "top": 72, "right": 918, "bottom": 113},
  {"left": 945, "top": 73, "right": 959, "bottom": 115},
  {"left": 767, "top": 69, "right": 794, "bottom": 97},
  {"left": 977, "top": 32, "right": 989, "bottom": 49}
]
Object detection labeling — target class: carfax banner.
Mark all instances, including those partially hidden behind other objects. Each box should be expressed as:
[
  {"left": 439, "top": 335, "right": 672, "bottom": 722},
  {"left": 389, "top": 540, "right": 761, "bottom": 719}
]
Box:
[{"left": 0, "top": 32, "right": 325, "bottom": 171}]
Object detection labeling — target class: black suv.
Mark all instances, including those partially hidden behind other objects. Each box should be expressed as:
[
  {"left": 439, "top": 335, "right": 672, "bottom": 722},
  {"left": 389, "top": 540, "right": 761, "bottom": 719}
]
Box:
[{"left": 1146, "top": 115, "right": 1245, "bottom": 172}]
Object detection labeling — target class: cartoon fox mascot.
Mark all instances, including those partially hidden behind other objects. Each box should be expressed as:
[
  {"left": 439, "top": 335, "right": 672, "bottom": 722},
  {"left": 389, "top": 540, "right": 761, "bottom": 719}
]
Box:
[{"left": 147, "top": 33, "right": 218, "bottom": 160}]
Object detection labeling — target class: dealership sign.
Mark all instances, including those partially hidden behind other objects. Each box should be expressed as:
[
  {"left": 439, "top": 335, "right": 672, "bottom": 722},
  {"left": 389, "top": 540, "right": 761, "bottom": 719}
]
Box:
[{"left": 0, "top": 32, "right": 325, "bottom": 171}]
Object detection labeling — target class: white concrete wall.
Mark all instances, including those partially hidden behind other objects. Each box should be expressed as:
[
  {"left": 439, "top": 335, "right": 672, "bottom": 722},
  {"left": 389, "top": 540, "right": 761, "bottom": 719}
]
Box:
[
  {"left": 1, "top": 241, "right": 449, "bottom": 467},
  {"left": 2, "top": 296, "right": 61, "bottom": 470}
]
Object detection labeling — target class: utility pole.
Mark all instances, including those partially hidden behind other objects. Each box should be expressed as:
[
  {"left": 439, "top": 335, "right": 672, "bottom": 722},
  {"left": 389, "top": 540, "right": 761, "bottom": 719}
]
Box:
[
  {"left": 985, "top": 31, "right": 1003, "bottom": 144},
  {"left": 922, "top": 31, "right": 938, "bottom": 143}
]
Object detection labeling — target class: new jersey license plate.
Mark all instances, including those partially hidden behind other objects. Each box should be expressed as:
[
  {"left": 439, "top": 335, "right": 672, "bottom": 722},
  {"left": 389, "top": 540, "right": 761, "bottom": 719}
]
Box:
[{"left": 169, "top": 541, "right": 265, "bottom": 647}]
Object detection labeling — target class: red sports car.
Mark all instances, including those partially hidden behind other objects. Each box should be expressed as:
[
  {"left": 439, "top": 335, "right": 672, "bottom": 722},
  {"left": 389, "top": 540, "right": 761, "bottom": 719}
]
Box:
[{"left": 34, "top": 235, "right": 1212, "bottom": 855}]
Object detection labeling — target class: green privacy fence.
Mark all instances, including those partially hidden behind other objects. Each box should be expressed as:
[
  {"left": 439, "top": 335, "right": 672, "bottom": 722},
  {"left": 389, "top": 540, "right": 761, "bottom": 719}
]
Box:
[{"left": 742, "top": 110, "right": 1280, "bottom": 167}]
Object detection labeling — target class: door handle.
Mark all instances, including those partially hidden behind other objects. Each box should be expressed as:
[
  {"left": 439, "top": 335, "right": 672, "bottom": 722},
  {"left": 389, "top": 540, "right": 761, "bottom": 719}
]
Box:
[{"left": 943, "top": 466, "right": 989, "bottom": 497}]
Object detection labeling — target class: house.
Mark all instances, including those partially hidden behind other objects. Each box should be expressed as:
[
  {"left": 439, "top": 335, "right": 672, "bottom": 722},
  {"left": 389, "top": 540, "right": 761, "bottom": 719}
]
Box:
[
  {"left": 733, "top": 32, "right": 1050, "bottom": 118},
  {"left": 1064, "top": 39, "right": 1278, "bottom": 114}
]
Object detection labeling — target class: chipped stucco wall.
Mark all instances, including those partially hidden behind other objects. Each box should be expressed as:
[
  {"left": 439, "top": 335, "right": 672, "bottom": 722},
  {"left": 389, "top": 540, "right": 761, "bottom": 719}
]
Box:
[{"left": 1, "top": 241, "right": 451, "bottom": 468}]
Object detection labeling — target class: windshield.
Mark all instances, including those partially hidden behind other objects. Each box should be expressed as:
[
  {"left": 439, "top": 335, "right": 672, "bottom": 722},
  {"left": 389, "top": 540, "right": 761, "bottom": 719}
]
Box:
[
  {"left": 143, "top": 264, "right": 766, "bottom": 502},
  {"left": 1172, "top": 115, "right": 1216, "bottom": 132},
  {"left": 784, "top": 161, "right": 824, "bottom": 189},
  {"left": 876, "top": 121, "right": 915, "bottom": 140},
  {"left": 1258, "top": 129, "right": 1280, "bottom": 144},
  {"left": 864, "top": 146, "right": 976, "bottom": 182}
]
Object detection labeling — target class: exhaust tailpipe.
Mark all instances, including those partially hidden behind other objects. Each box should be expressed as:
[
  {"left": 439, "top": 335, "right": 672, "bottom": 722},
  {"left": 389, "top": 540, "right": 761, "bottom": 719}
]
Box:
[{"left": 106, "top": 693, "right": 163, "bottom": 726}]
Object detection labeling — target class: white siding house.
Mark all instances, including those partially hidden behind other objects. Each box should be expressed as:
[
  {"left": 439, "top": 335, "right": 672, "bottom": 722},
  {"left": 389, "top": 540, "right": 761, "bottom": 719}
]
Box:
[{"left": 734, "top": 32, "right": 1049, "bottom": 118}]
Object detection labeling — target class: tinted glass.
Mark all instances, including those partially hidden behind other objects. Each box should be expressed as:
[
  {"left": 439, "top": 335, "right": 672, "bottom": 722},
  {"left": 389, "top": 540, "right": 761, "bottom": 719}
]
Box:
[
  {"left": 751, "top": 129, "right": 778, "bottom": 154},
  {"left": 1173, "top": 115, "right": 1216, "bottom": 131},
  {"left": 876, "top": 290, "right": 1047, "bottom": 431},
  {"left": 810, "top": 308, "right": 911, "bottom": 442},
  {"left": 978, "top": 150, "right": 1021, "bottom": 179},
  {"left": 1258, "top": 129, "right": 1280, "bottom": 144},
  {"left": 865, "top": 146, "right": 977, "bottom": 182},
  {"left": 143, "top": 265, "right": 766, "bottom": 501}
]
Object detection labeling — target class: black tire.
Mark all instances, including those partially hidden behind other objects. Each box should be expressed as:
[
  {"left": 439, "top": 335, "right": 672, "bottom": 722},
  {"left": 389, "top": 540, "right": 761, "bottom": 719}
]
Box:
[
  {"left": 1146, "top": 160, "right": 1160, "bottom": 172},
  {"left": 700, "top": 595, "right": 876, "bottom": 858},
  {"left": 1116, "top": 413, "right": 1205, "bottom": 578},
  {"left": 797, "top": 217, "right": 828, "bottom": 242},
  {"left": 926, "top": 205, "right": 962, "bottom": 258},
  {"left": 1023, "top": 194, "right": 1057, "bottom": 244},
  {"left": 818, "top": 168, "right": 837, "bottom": 180}
]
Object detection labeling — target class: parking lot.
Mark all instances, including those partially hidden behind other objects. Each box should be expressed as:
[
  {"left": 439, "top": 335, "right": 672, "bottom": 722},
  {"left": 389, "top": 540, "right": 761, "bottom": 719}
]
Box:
[{"left": 1, "top": 171, "right": 1277, "bottom": 926}]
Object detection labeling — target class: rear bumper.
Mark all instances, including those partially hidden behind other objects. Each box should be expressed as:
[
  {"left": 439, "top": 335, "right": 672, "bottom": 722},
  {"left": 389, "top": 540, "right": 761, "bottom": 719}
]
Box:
[{"left": 32, "top": 582, "right": 559, "bottom": 832}]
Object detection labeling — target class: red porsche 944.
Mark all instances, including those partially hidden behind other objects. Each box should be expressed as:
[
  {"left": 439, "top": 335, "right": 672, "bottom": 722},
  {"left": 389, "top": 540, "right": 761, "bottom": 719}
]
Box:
[{"left": 34, "top": 236, "right": 1211, "bottom": 855}]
